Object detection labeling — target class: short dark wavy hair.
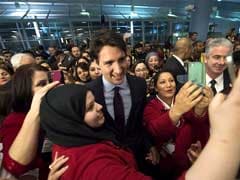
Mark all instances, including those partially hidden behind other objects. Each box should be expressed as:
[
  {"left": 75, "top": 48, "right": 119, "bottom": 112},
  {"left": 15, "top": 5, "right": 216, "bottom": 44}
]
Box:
[{"left": 90, "top": 29, "right": 126, "bottom": 63}]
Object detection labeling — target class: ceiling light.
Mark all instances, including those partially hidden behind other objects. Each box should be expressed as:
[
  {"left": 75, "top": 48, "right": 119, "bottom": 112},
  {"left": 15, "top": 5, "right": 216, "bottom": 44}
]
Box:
[
  {"left": 215, "top": 10, "right": 222, "bottom": 18},
  {"left": 130, "top": 5, "right": 138, "bottom": 17},
  {"left": 167, "top": 9, "right": 177, "bottom": 17},
  {"left": 80, "top": 9, "right": 90, "bottom": 16},
  {"left": 130, "top": 11, "right": 138, "bottom": 17}
]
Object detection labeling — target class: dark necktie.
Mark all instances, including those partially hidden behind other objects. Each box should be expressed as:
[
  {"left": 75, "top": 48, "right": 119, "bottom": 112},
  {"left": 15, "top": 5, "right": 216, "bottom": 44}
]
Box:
[
  {"left": 210, "top": 79, "right": 217, "bottom": 95},
  {"left": 113, "top": 87, "right": 125, "bottom": 132}
]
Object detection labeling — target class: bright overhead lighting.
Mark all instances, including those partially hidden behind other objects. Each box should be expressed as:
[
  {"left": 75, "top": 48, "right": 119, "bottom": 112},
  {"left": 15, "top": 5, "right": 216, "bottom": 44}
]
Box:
[
  {"left": 10, "top": 11, "right": 25, "bottom": 17},
  {"left": 130, "top": 11, "right": 138, "bottom": 17},
  {"left": 130, "top": 5, "right": 138, "bottom": 17},
  {"left": 167, "top": 9, "right": 177, "bottom": 17},
  {"left": 80, "top": 9, "right": 90, "bottom": 16}
]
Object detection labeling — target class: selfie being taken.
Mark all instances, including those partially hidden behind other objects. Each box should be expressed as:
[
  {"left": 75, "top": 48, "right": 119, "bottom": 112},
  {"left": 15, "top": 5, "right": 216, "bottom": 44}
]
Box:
[{"left": 1, "top": 1, "right": 240, "bottom": 180}]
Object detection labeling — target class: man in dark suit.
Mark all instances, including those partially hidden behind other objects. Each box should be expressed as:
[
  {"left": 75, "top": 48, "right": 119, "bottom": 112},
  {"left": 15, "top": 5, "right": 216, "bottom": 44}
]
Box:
[
  {"left": 87, "top": 30, "right": 159, "bottom": 174},
  {"left": 204, "top": 38, "right": 233, "bottom": 95},
  {"left": 163, "top": 38, "right": 193, "bottom": 88}
]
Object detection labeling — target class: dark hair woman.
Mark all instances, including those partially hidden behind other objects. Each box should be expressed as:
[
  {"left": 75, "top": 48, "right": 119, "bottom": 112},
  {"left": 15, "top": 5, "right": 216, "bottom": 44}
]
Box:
[
  {"left": 0, "top": 63, "right": 14, "bottom": 86},
  {"left": 143, "top": 69, "right": 212, "bottom": 179},
  {"left": 74, "top": 62, "right": 90, "bottom": 84},
  {"left": 0, "top": 64, "right": 58, "bottom": 179},
  {"left": 40, "top": 84, "right": 155, "bottom": 180}
]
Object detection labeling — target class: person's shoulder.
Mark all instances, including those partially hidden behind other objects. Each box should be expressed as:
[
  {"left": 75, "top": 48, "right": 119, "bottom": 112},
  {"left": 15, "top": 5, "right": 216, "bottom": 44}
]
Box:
[
  {"left": 127, "top": 74, "right": 146, "bottom": 85},
  {"left": 164, "top": 56, "right": 178, "bottom": 66},
  {"left": 86, "top": 76, "right": 102, "bottom": 89}
]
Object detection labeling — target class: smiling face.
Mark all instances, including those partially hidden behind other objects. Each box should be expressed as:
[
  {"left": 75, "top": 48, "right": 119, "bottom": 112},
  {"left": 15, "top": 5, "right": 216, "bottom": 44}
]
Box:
[
  {"left": 147, "top": 56, "right": 160, "bottom": 71},
  {"left": 134, "top": 62, "right": 149, "bottom": 79},
  {"left": 0, "top": 68, "right": 11, "bottom": 85},
  {"left": 155, "top": 72, "right": 176, "bottom": 102},
  {"left": 204, "top": 46, "right": 231, "bottom": 79},
  {"left": 84, "top": 91, "right": 105, "bottom": 128},
  {"left": 77, "top": 67, "right": 89, "bottom": 82},
  {"left": 98, "top": 45, "right": 127, "bottom": 85},
  {"left": 89, "top": 61, "right": 101, "bottom": 80}
]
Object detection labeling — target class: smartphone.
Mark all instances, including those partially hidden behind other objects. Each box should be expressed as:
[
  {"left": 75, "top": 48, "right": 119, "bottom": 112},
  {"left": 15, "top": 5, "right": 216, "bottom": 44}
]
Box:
[
  {"left": 226, "top": 56, "right": 236, "bottom": 83},
  {"left": 50, "top": 70, "right": 64, "bottom": 84},
  {"left": 188, "top": 62, "right": 206, "bottom": 87}
]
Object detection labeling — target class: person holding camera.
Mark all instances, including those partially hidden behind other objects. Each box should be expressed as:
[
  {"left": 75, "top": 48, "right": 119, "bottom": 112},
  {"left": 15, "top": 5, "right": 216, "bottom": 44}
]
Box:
[{"left": 144, "top": 69, "right": 212, "bottom": 179}]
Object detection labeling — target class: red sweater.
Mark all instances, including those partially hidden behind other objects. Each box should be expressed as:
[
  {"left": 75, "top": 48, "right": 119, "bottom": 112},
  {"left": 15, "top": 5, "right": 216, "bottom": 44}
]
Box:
[
  {"left": 0, "top": 112, "right": 48, "bottom": 178},
  {"left": 53, "top": 142, "right": 186, "bottom": 180},
  {"left": 143, "top": 98, "right": 209, "bottom": 178}
]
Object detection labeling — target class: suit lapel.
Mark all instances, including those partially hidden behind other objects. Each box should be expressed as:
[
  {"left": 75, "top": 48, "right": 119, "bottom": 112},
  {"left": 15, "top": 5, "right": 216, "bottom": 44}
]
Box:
[
  {"left": 126, "top": 75, "right": 138, "bottom": 124},
  {"left": 93, "top": 78, "right": 114, "bottom": 123}
]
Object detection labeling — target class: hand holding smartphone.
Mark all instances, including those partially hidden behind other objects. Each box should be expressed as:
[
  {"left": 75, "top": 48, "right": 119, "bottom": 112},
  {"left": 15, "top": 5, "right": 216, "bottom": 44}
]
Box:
[
  {"left": 188, "top": 62, "right": 206, "bottom": 87},
  {"left": 50, "top": 70, "right": 65, "bottom": 84}
]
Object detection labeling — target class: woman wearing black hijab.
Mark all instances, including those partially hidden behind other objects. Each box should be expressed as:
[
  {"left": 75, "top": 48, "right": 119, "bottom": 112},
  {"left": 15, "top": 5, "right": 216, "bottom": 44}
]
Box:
[{"left": 40, "top": 84, "right": 153, "bottom": 180}]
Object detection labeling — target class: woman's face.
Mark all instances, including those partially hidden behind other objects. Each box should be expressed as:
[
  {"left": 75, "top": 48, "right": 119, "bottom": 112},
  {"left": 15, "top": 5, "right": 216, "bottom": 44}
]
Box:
[
  {"left": 147, "top": 56, "right": 160, "bottom": 71},
  {"left": 134, "top": 63, "right": 149, "bottom": 79},
  {"left": 0, "top": 68, "right": 11, "bottom": 85},
  {"left": 84, "top": 91, "right": 105, "bottom": 128},
  {"left": 89, "top": 61, "right": 101, "bottom": 80},
  {"left": 77, "top": 67, "right": 89, "bottom": 82},
  {"left": 155, "top": 72, "right": 176, "bottom": 100},
  {"left": 32, "top": 70, "right": 49, "bottom": 94},
  {"left": 125, "top": 56, "right": 132, "bottom": 69}
]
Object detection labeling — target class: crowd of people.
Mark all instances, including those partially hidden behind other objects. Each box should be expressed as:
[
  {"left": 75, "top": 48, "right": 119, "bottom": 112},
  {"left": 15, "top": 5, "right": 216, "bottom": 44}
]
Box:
[{"left": 0, "top": 28, "right": 240, "bottom": 180}]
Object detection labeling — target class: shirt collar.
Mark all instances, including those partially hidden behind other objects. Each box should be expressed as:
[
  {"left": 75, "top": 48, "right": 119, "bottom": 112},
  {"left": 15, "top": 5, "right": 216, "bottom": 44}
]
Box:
[
  {"left": 172, "top": 54, "right": 184, "bottom": 67},
  {"left": 206, "top": 73, "right": 224, "bottom": 85},
  {"left": 102, "top": 75, "right": 128, "bottom": 92},
  {"left": 156, "top": 95, "right": 174, "bottom": 110}
]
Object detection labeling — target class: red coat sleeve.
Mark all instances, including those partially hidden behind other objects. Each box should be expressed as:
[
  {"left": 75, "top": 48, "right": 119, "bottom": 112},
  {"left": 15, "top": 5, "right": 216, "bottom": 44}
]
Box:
[
  {"left": 1, "top": 112, "right": 31, "bottom": 177},
  {"left": 143, "top": 99, "right": 177, "bottom": 141}
]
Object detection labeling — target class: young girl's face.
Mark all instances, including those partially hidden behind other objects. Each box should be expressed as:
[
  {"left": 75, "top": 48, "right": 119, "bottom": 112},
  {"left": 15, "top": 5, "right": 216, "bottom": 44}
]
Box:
[
  {"left": 84, "top": 91, "right": 105, "bottom": 128},
  {"left": 77, "top": 67, "right": 89, "bottom": 82}
]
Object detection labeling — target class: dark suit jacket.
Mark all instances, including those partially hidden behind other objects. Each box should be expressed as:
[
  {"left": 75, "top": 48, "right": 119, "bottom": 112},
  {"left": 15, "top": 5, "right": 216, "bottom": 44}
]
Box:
[
  {"left": 221, "top": 69, "right": 232, "bottom": 94},
  {"left": 87, "top": 74, "right": 151, "bottom": 150},
  {"left": 163, "top": 56, "right": 186, "bottom": 77},
  {"left": 163, "top": 56, "right": 187, "bottom": 91}
]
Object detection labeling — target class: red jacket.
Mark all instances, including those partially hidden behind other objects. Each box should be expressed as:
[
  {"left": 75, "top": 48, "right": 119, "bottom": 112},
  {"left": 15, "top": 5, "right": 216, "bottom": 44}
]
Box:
[
  {"left": 143, "top": 98, "right": 209, "bottom": 178},
  {"left": 0, "top": 112, "right": 48, "bottom": 178},
  {"left": 52, "top": 142, "right": 187, "bottom": 180}
]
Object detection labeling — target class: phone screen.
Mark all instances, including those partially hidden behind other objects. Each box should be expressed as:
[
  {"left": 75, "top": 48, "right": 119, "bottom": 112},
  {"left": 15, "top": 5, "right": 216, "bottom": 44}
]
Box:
[
  {"left": 50, "top": 70, "right": 64, "bottom": 83},
  {"left": 226, "top": 56, "right": 236, "bottom": 83},
  {"left": 188, "top": 62, "right": 206, "bottom": 86}
]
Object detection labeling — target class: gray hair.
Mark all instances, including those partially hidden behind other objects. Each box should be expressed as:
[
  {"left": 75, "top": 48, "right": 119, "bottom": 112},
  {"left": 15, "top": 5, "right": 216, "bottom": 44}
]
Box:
[
  {"left": 10, "top": 53, "right": 25, "bottom": 69},
  {"left": 205, "top": 38, "right": 233, "bottom": 56}
]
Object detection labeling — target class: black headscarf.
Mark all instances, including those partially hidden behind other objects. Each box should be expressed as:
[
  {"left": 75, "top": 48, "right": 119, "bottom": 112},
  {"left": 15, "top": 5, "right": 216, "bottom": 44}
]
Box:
[{"left": 40, "top": 84, "right": 117, "bottom": 147}]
